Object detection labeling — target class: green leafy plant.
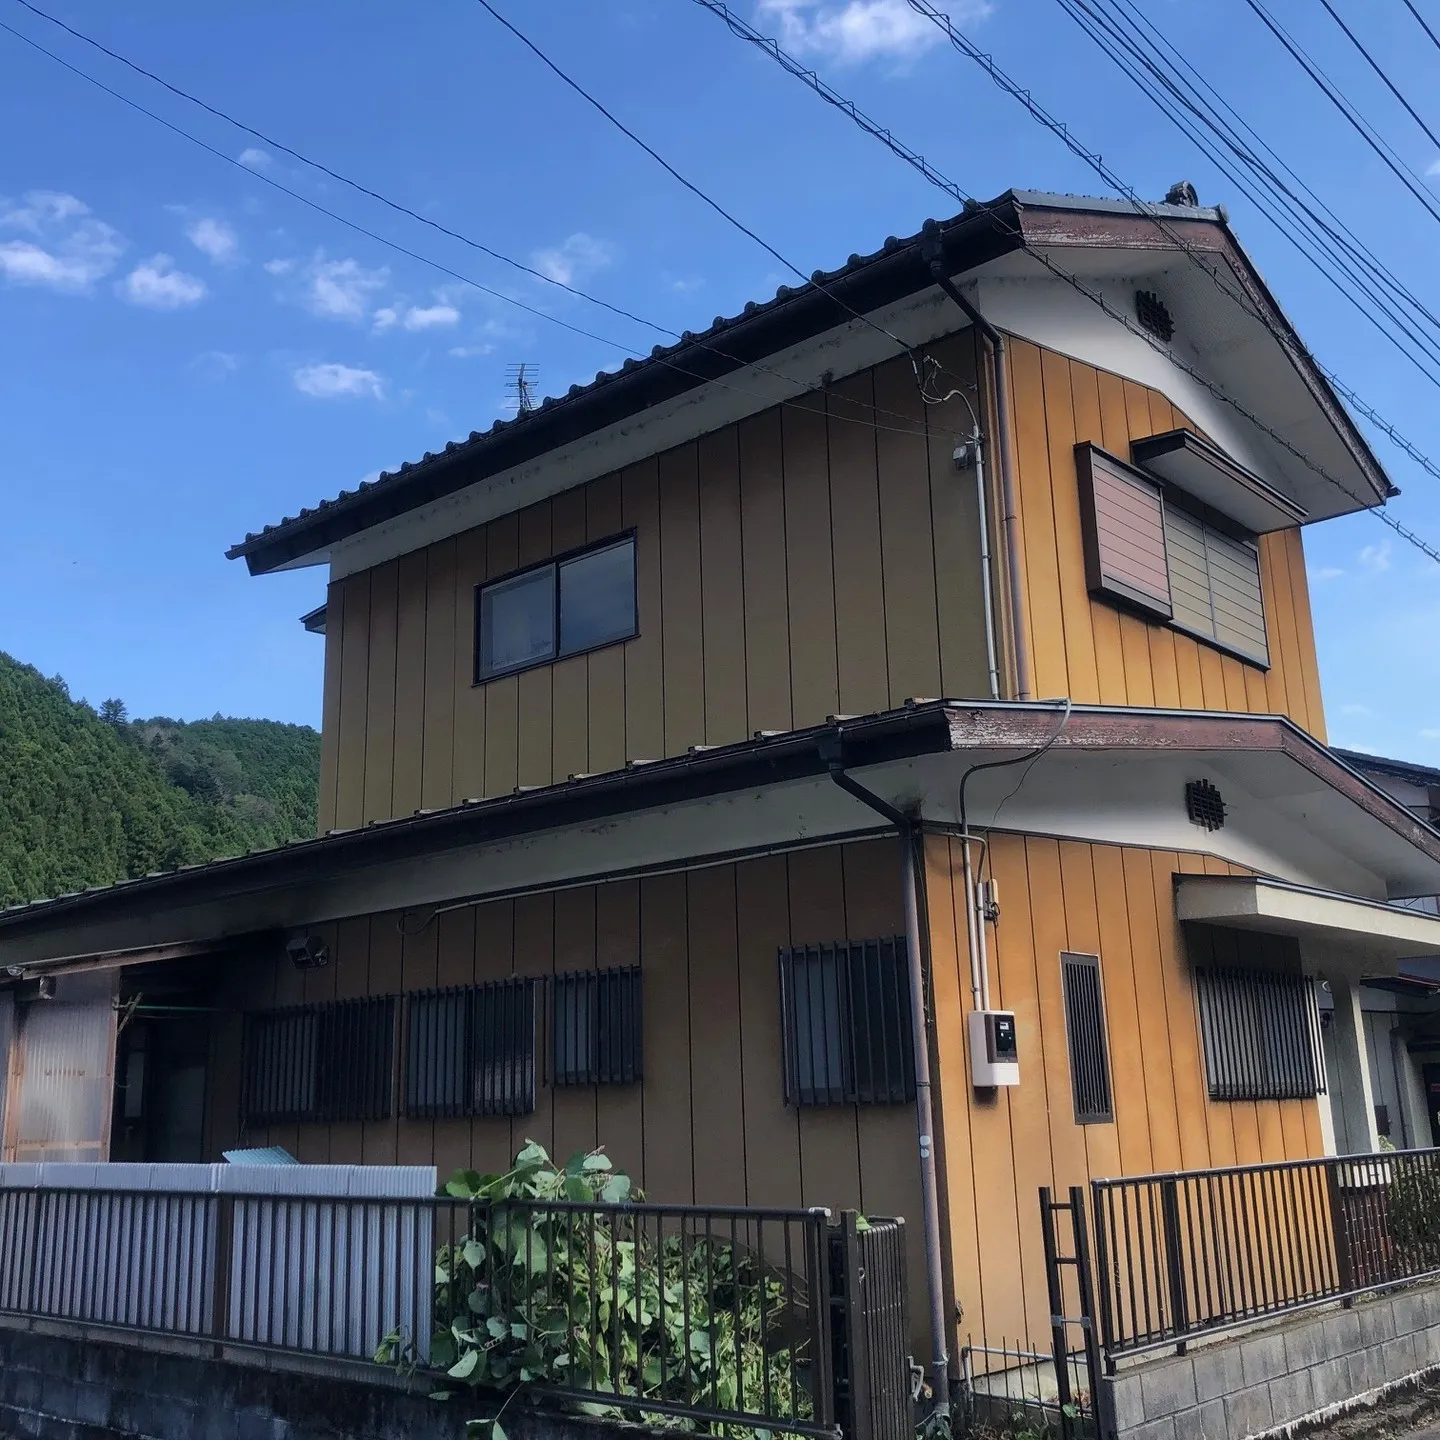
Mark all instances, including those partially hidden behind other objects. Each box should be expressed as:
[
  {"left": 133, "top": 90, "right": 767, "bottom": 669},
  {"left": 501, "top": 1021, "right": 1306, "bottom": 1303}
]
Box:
[
  {"left": 378, "top": 1141, "right": 814, "bottom": 1437},
  {"left": 1385, "top": 1163, "right": 1440, "bottom": 1263}
]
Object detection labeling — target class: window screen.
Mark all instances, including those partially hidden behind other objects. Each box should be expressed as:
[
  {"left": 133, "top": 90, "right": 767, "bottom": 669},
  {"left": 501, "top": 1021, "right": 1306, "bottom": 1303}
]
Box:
[
  {"left": 1076, "top": 445, "right": 1173, "bottom": 619},
  {"left": 242, "top": 997, "right": 395, "bottom": 1127},
  {"left": 1060, "top": 951, "right": 1113, "bottom": 1124},
  {"left": 550, "top": 967, "right": 643, "bottom": 1086},
  {"left": 476, "top": 535, "right": 637, "bottom": 680},
  {"left": 1193, "top": 947, "right": 1326, "bottom": 1102},
  {"left": 779, "top": 938, "right": 915, "bottom": 1107},
  {"left": 405, "top": 979, "right": 536, "bottom": 1118}
]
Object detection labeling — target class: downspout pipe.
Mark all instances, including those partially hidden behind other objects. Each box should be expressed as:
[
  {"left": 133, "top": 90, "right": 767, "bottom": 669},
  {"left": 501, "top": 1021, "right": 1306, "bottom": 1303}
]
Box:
[
  {"left": 923, "top": 251, "right": 1033, "bottom": 702},
  {"left": 824, "top": 750, "right": 951, "bottom": 1421}
]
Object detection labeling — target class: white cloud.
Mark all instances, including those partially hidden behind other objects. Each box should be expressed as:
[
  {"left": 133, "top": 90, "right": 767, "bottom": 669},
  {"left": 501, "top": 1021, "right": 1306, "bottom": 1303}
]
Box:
[
  {"left": 0, "top": 190, "right": 122, "bottom": 291},
  {"left": 449, "top": 343, "right": 495, "bottom": 358},
  {"left": 239, "top": 147, "right": 271, "bottom": 170},
  {"left": 1359, "top": 540, "right": 1392, "bottom": 573},
  {"left": 1429, "top": 157, "right": 1440, "bottom": 177},
  {"left": 1339, "top": 703, "right": 1373, "bottom": 718},
  {"left": 754, "top": 0, "right": 990, "bottom": 64},
  {"left": 191, "top": 349, "right": 239, "bottom": 379},
  {"left": 1314, "top": 566, "right": 1345, "bottom": 581},
  {"left": 263, "top": 256, "right": 295, "bottom": 275},
  {"left": 303, "top": 255, "right": 389, "bottom": 320},
  {"left": 402, "top": 302, "right": 460, "bottom": 330},
  {"left": 532, "top": 232, "right": 614, "bottom": 286},
  {"left": 186, "top": 217, "right": 239, "bottom": 264},
  {"left": 372, "top": 305, "right": 399, "bottom": 333},
  {"left": 1422, "top": 728, "right": 1440, "bottom": 741},
  {"left": 120, "top": 254, "right": 207, "bottom": 309},
  {"left": 292, "top": 362, "right": 385, "bottom": 399}
]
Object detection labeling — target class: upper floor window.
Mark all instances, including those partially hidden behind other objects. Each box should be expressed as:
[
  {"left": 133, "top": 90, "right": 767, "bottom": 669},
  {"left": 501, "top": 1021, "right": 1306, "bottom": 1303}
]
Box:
[
  {"left": 475, "top": 533, "right": 637, "bottom": 681},
  {"left": 1076, "top": 444, "right": 1270, "bottom": 668}
]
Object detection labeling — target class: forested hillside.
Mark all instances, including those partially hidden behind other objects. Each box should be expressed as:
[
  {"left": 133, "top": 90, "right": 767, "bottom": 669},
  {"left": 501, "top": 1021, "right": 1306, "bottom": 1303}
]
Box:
[{"left": 0, "top": 652, "right": 320, "bottom": 909}]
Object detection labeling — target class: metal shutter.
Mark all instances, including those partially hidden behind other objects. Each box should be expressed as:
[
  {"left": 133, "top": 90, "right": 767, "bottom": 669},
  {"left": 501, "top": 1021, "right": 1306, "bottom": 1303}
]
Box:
[
  {"left": 1163, "top": 504, "right": 1270, "bottom": 666},
  {"left": 1077, "top": 446, "right": 1173, "bottom": 618}
]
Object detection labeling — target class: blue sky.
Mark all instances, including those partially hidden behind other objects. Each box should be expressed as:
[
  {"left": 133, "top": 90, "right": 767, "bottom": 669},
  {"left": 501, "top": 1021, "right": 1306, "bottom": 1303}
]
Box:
[{"left": 1, "top": 0, "right": 1438, "bottom": 760}]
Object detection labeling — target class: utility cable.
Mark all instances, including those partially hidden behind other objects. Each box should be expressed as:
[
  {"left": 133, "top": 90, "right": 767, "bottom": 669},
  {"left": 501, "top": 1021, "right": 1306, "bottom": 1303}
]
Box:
[
  {"left": 1318, "top": 0, "right": 1440, "bottom": 156},
  {"left": 469, "top": 0, "right": 928, "bottom": 368},
  {"left": 1055, "top": 0, "right": 1440, "bottom": 390},
  {"left": 0, "top": 17, "right": 957, "bottom": 453},
  {"left": 4, "top": 0, "right": 938, "bottom": 440},
  {"left": 696, "top": 0, "right": 1440, "bottom": 564},
  {"left": 1404, "top": 0, "right": 1440, "bottom": 55}
]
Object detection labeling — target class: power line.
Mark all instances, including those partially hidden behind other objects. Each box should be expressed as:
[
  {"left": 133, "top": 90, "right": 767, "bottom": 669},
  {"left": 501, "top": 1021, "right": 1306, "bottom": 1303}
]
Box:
[
  {"left": 1239, "top": 0, "right": 1440, "bottom": 229},
  {"left": 0, "top": 14, "right": 938, "bottom": 449},
  {"left": 1404, "top": 0, "right": 1440, "bottom": 55},
  {"left": 0, "top": 6, "right": 942, "bottom": 445},
  {"left": 695, "top": 0, "right": 1440, "bottom": 564},
  {"left": 1318, "top": 0, "right": 1440, "bottom": 155},
  {"left": 6, "top": 0, "right": 936, "bottom": 441},
  {"left": 469, "top": 0, "right": 926, "bottom": 366},
  {"left": 1054, "top": 0, "right": 1440, "bottom": 391}
]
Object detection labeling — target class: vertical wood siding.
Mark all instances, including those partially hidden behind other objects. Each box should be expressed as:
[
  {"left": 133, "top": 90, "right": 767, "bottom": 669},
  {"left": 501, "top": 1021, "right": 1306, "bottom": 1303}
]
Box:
[
  {"left": 1002, "top": 338, "right": 1327, "bottom": 737},
  {"left": 208, "top": 840, "right": 922, "bottom": 1241},
  {"left": 316, "top": 344, "right": 990, "bottom": 830},
  {"left": 925, "top": 832, "right": 1326, "bottom": 1355}
]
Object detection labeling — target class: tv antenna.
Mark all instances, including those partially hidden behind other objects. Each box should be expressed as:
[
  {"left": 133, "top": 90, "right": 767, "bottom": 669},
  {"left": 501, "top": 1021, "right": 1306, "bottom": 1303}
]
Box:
[{"left": 505, "top": 362, "right": 539, "bottom": 416}]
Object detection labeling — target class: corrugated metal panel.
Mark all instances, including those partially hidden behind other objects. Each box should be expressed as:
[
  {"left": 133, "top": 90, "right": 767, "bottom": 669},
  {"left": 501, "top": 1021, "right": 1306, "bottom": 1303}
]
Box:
[{"left": 8, "top": 973, "right": 117, "bottom": 1163}]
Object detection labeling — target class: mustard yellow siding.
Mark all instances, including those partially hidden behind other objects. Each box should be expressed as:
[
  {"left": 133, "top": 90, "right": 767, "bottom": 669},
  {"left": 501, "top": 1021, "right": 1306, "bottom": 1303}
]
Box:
[
  {"left": 925, "top": 832, "right": 1327, "bottom": 1353},
  {"left": 1001, "top": 338, "right": 1327, "bottom": 737},
  {"left": 318, "top": 345, "right": 992, "bottom": 828}
]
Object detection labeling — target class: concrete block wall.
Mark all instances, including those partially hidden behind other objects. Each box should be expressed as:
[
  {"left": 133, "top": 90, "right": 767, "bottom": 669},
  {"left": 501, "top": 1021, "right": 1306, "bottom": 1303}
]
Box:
[
  {"left": 1102, "top": 1281, "right": 1440, "bottom": 1440},
  {"left": 0, "top": 1322, "right": 652, "bottom": 1440}
]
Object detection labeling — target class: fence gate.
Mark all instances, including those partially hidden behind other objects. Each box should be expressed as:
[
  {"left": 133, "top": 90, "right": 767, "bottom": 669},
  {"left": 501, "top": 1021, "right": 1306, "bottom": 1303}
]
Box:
[{"left": 1038, "top": 1186, "right": 1107, "bottom": 1440}]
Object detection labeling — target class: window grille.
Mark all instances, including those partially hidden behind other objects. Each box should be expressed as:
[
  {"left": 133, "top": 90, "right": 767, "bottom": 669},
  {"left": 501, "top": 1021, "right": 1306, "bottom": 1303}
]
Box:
[
  {"left": 550, "top": 967, "right": 643, "bottom": 1086},
  {"left": 242, "top": 996, "right": 395, "bottom": 1126},
  {"left": 404, "top": 979, "right": 536, "bottom": 1118},
  {"left": 779, "top": 938, "right": 915, "bottom": 1107},
  {"left": 1195, "top": 964, "right": 1326, "bottom": 1101},
  {"left": 1060, "top": 951, "right": 1114, "bottom": 1124}
]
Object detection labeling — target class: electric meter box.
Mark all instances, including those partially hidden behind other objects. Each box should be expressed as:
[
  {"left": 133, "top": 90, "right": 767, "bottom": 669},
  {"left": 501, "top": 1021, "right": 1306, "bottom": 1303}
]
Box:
[{"left": 968, "top": 1009, "right": 1020, "bottom": 1087}]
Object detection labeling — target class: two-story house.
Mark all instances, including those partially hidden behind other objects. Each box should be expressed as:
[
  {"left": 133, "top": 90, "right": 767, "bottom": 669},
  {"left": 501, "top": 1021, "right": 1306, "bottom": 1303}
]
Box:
[{"left": 6, "top": 189, "right": 1440, "bottom": 1376}]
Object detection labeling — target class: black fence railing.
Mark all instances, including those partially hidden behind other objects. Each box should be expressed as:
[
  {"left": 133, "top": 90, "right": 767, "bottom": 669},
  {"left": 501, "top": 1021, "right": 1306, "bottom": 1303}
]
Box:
[
  {"left": 0, "top": 1182, "right": 911, "bottom": 1439},
  {"left": 1091, "top": 1147, "right": 1440, "bottom": 1359}
]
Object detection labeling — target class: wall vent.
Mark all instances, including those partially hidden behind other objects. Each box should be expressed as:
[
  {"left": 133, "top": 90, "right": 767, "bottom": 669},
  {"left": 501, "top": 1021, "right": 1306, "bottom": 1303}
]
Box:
[
  {"left": 1186, "top": 778, "right": 1226, "bottom": 831},
  {"left": 1135, "top": 289, "right": 1175, "bottom": 342}
]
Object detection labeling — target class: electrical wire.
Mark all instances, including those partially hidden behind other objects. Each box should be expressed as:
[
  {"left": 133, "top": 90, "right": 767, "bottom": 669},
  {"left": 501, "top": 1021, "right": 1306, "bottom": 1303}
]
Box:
[
  {"left": 695, "top": 0, "right": 1440, "bottom": 563},
  {"left": 3, "top": 0, "right": 940, "bottom": 442},
  {"left": 1053, "top": 0, "right": 1440, "bottom": 403},
  {"left": 1404, "top": 0, "right": 1440, "bottom": 55},
  {"left": 469, "top": 0, "right": 929, "bottom": 371},
  {"left": 1239, "top": 0, "right": 1440, "bottom": 228},
  {"left": 0, "top": 14, "right": 948, "bottom": 448},
  {"left": 1317, "top": 0, "right": 1440, "bottom": 155}
]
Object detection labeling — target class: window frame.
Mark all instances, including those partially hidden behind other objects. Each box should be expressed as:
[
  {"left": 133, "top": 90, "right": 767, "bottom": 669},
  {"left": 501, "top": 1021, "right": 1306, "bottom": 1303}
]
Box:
[
  {"left": 778, "top": 937, "right": 916, "bottom": 1108},
  {"left": 1060, "top": 951, "right": 1114, "bottom": 1125},
  {"left": 403, "top": 978, "right": 538, "bottom": 1119},
  {"left": 472, "top": 530, "right": 638, "bottom": 684},
  {"left": 241, "top": 996, "right": 396, "bottom": 1128},
  {"left": 549, "top": 966, "right": 644, "bottom": 1087},
  {"left": 1075, "top": 443, "right": 1272, "bottom": 671}
]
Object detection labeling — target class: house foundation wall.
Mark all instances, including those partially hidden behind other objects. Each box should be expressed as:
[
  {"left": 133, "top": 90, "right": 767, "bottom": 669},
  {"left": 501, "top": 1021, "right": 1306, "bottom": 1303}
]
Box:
[{"left": 1102, "top": 1281, "right": 1440, "bottom": 1439}]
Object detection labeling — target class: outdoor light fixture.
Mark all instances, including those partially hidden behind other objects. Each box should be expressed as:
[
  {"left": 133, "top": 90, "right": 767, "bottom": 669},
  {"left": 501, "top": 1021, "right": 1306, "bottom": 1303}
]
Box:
[{"left": 285, "top": 933, "right": 330, "bottom": 972}]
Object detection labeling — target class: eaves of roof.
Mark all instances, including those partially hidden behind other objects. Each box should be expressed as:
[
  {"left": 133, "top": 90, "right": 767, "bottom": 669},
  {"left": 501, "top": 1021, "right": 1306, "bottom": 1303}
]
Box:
[
  {"left": 1333, "top": 747, "right": 1440, "bottom": 791},
  {"left": 4, "top": 702, "right": 1439, "bottom": 948}
]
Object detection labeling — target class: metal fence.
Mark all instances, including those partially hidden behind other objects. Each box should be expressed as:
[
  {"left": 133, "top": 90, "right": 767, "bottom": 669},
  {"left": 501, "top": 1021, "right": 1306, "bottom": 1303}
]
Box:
[
  {"left": 1091, "top": 1147, "right": 1440, "bottom": 1359},
  {"left": 0, "top": 1178, "right": 912, "bottom": 1439}
]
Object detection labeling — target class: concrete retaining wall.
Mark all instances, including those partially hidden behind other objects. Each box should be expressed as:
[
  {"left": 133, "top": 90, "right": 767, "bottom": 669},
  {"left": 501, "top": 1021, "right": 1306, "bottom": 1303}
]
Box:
[
  {"left": 1102, "top": 1281, "right": 1440, "bottom": 1439},
  {"left": 0, "top": 1321, "right": 648, "bottom": 1440}
]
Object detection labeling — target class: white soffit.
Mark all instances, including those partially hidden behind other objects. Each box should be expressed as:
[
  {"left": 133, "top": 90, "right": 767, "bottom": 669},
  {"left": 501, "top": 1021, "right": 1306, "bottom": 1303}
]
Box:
[{"left": 1175, "top": 875, "right": 1440, "bottom": 962}]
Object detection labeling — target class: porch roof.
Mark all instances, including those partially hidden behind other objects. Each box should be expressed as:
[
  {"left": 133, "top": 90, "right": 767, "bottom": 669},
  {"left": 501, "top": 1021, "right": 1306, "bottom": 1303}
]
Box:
[
  {"left": 2, "top": 703, "right": 1439, "bottom": 973},
  {"left": 1175, "top": 874, "right": 1440, "bottom": 967}
]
